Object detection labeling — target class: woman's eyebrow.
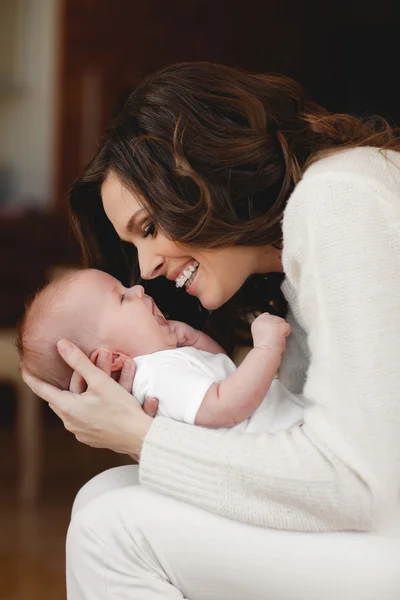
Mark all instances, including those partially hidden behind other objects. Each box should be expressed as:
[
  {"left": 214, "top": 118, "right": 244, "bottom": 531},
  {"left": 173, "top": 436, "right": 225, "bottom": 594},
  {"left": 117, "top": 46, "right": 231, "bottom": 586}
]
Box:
[{"left": 126, "top": 209, "right": 144, "bottom": 233}]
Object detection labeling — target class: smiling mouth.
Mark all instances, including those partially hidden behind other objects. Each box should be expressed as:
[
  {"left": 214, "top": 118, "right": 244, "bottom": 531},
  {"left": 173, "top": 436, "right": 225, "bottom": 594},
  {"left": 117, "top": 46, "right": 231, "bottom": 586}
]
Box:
[{"left": 175, "top": 260, "right": 199, "bottom": 289}]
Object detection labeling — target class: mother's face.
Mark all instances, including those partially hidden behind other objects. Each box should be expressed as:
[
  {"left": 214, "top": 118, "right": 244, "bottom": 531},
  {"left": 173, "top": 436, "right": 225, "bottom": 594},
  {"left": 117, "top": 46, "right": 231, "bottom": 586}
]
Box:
[{"left": 101, "top": 172, "right": 282, "bottom": 311}]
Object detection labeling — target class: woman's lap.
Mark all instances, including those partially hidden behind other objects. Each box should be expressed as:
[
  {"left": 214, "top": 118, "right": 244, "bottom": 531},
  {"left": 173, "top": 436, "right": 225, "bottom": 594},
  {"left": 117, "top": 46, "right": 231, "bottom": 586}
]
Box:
[
  {"left": 71, "top": 464, "right": 140, "bottom": 518},
  {"left": 67, "top": 466, "right": 400, "bottom": 600}
]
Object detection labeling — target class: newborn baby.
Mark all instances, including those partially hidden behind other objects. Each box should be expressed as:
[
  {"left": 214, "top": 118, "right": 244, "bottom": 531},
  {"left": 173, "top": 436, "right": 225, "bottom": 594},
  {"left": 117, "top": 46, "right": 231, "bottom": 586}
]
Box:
[{"left": 18, "top": 269, "right": 304, "bottom": 432}]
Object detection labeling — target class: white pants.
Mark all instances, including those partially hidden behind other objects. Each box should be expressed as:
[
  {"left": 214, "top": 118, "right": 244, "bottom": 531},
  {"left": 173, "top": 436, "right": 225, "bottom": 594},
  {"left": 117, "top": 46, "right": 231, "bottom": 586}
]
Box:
[{"left": 67, "top": 466, "right": 400, "bottom": 600}]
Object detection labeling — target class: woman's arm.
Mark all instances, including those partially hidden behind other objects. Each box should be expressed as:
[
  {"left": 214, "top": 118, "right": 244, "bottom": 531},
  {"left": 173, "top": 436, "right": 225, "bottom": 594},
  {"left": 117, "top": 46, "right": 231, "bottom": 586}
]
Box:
[{"left": 139, "top": 166, "right": 400, "bottom": 532}]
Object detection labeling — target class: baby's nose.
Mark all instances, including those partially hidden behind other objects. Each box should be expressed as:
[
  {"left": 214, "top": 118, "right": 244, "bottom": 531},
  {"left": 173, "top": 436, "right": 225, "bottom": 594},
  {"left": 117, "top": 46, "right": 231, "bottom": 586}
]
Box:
[{"left": 130, "top": 284, "right": 145, "bottom": 298}]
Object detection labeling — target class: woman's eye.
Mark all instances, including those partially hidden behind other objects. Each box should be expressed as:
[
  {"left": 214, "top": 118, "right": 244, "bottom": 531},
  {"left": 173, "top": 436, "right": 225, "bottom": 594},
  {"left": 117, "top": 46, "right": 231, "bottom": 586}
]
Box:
[{"left": 142, "top": 221, "right": 156, "bottom": 239}]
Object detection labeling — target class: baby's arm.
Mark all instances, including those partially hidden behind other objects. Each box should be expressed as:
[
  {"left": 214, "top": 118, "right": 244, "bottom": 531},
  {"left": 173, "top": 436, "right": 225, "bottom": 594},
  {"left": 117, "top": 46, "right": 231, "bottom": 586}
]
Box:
[
  {"left": 168, "top": 320, "right": 226, "bottom": 355},
  {"left": 195, "top": 314, "right": 290, "bottom": 428}
]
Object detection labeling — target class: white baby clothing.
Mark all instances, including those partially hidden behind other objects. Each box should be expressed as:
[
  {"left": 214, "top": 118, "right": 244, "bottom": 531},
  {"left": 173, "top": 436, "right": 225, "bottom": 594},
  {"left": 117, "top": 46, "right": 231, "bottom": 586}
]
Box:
[{"left": 132, "top": 347, "right": 304, "bottom": 433}]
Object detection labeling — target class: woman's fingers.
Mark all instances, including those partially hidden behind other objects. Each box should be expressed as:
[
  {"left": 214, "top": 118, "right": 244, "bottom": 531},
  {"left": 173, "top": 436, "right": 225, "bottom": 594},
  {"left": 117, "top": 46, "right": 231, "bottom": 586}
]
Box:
[
  {"left": 56, "top": 339, "right": 103, "bottom": 386},
  {"left": 49, "top": 402, "right": 65, "bottom": 422},
  {"left": 69, "top": 370, "right": 87, "bottom": 394},
  {"left": 69, "top": 347, "right": 110, "bottom": 393},
  {"left": 142, "top": 396, "right": 159, "bottom": 417},
  {"left": 21, "top": 368, "right": 68, "bottom": 408},
  {"left": 94, "top": 347, "right": 113, "bottom": 376},
  {"left": 119, "top": 359, "right": 136, "bottom": 392}
]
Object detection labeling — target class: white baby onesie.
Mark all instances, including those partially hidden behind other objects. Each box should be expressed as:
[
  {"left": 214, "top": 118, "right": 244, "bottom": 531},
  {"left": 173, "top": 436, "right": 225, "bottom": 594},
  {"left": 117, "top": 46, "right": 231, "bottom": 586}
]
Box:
[{"left": 132, "top": 347, "right": 304, "bottom": 433}]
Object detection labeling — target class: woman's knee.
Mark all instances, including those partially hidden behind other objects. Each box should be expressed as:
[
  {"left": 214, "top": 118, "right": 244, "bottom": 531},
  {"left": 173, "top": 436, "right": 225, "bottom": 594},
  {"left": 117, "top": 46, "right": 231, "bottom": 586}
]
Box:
[
  {"left": 67, "top": 487, "right": 187, "bottom": 598},
  {"left": 71, "top": 464, "right": 140, "bottom": 518},
  {"left": 67, "top": 492, "right": 118, "bottom": 590},
  {"left": 67, "top": 485, "right": 168, "bottom": 577}
]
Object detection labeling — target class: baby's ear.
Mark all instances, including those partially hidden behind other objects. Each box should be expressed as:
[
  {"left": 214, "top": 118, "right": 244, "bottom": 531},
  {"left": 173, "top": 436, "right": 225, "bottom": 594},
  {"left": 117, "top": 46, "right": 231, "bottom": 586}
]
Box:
[
  {"left": 89, "top": 349, "right": 128, "bottom": 373},
  {"left": 111, "top": 352, "right": 124, "bottom": 372},
  {"left": 89, "top": 349, "right": 101, "bottom": 365},
  {"left": 110, "top": 351, "right": 133, "bottom": 372}
]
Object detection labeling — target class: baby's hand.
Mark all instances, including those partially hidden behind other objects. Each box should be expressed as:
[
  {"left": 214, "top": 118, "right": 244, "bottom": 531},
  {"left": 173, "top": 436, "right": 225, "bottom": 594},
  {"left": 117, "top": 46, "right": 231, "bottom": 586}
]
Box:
[
  {"left": 251, "top": 313, "right": 291, "bottom": 354},
  {"left": 167, "top": 320, "right": 200, "bottom": 347}
]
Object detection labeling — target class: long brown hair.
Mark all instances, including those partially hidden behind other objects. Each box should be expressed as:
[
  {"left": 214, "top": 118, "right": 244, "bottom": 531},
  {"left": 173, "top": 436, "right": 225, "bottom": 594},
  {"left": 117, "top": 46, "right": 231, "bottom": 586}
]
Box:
[{"left": 69, "top": 62, "right": 399, "bottom": 351}]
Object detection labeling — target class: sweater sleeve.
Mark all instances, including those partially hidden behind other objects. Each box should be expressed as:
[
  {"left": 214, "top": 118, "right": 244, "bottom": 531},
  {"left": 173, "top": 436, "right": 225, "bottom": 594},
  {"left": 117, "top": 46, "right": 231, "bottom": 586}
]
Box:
[{"left": 139, "top": 170, "right": 400, "bottom": 532}]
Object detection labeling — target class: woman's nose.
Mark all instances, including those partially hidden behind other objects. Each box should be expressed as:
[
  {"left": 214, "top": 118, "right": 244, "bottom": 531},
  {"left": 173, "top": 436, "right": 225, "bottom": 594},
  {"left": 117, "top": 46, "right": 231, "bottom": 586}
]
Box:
[{"left": 138, "top": 248, "right": 165, "bottom": 280}]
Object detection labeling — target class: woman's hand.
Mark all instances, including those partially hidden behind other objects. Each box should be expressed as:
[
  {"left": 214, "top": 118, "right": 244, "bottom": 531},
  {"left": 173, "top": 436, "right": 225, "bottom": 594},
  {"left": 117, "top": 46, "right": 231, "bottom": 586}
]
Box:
[
  {"left": 21, "top": 339, "right": 154, "bottom": 459},
  {"left": 69, "top": 346, "right": 159, "bottom": 419}
]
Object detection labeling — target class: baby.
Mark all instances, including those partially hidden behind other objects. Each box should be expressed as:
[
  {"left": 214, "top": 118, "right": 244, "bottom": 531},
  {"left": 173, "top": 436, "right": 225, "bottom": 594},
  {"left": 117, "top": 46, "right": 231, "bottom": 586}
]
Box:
[{"left": 18, "top": 269, "right": 304, "bottom": 432}]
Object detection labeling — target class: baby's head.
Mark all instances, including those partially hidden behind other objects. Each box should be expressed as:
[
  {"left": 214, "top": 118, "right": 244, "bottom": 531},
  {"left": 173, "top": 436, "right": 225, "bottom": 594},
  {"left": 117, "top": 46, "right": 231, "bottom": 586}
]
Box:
[{"left": 18, "top": 269, "right": 177, "bottom": 389}]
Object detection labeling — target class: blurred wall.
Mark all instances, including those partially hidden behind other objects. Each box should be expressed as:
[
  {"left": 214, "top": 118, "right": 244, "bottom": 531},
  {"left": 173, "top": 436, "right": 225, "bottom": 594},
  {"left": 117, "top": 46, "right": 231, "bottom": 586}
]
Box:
[
  {"left": 0, "top": 1, "right": 398, "bottom": 209},
  {"left": 0, "top": 0, "right": 61, "bottom": 206},
  {"left": 55, "top": 4, "right": 399, "bottom": 204}
]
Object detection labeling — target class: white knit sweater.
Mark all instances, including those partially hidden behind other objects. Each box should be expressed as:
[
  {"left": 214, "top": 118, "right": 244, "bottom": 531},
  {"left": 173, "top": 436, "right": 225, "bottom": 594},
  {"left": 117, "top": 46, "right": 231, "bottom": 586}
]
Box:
[{"left": 140, "top": 147, "right": 400, "bottom": 532}]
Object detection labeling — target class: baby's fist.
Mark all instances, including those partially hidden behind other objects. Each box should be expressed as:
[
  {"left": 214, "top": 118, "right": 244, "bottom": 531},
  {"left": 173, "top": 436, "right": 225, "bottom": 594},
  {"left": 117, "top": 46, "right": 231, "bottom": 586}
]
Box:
[
  {"left": 251, "top": 313, "right": 291, "bottom": 354},
  {"left": 167, "top": 320, "right": 199, "bottom": 347}
]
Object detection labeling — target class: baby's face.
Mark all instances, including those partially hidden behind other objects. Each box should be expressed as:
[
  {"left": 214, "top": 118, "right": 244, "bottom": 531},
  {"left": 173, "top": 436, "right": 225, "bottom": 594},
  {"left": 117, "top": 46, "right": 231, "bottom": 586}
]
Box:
[{"left": 72, "top": 270, "right": 177, "bottom": 357}]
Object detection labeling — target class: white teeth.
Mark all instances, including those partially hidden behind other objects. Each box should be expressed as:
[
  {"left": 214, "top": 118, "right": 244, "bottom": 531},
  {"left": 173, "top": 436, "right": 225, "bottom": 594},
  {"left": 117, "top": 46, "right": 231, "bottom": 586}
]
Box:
[{"left": 175, "top": 261, "right": 199, "bottom": 288}]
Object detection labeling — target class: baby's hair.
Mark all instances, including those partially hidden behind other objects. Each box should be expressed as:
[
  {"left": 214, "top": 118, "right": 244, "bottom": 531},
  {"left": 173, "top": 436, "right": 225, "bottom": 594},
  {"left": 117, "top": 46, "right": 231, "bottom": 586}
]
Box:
[{"left": 17, "top": 269, "right": 94, "bottom": 390}]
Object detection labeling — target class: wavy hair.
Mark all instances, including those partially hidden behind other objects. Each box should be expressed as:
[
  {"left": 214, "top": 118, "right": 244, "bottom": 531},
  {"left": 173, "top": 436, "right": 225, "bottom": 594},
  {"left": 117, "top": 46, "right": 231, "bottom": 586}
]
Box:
[{"left": 69, "top": 62, "right": 400, "bottom": 351}]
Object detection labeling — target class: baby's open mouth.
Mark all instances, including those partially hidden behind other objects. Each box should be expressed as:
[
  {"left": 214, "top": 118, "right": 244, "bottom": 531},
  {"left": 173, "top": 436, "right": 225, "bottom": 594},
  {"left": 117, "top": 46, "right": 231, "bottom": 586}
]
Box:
[
  {"left": 154, "top": 314, "right": 168, "bottom": 326},
  {"left": 146, "top": 294, "right": 168, "bottom": 326}
]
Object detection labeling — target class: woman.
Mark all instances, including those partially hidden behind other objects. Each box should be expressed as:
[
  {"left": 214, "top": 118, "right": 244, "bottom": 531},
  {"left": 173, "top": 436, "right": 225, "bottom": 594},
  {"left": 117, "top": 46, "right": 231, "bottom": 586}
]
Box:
[{"left": 23, "top": 63, "right": 400, "bottom": 599}]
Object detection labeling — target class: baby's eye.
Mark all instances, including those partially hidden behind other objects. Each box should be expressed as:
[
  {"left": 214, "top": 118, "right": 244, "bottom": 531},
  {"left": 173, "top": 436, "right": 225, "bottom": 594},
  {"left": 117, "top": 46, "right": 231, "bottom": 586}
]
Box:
[
  {"left": 120, "top": 293, "right": 125, "bottom": 304},
  {"left": 142, "top": 221, "right": 156, "bottom": 239}
]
